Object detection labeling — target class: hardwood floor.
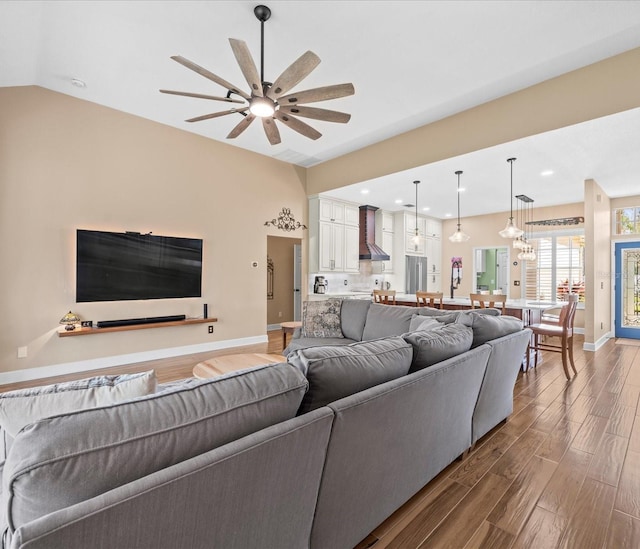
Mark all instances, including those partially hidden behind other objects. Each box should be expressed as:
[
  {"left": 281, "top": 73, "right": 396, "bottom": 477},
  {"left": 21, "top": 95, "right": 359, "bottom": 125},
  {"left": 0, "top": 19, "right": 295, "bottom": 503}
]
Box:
[{"left": 3, "top": 332, "right": 640, "bottom": 548}]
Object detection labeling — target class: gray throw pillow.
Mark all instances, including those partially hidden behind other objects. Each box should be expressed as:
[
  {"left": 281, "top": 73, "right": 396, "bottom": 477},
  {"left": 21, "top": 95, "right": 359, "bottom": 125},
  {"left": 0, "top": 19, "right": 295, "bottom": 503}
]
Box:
[
  {"left": 301, "top": 298, "right": 344, "bottom": 338},
  {"left": 288, "top": 336, "right": 413, "bottom": 414},
  {"left": 403, "top": 323, "right": 474, "bottom": 373},
  {"left": 408, "top": 315, "right": 444, "bottom": 332},
  {"left": 362, "top": 303, "right": 416, "bottom": 340},
  {"left": 465, "top": 313, "right": 524, "bottom": 347}
]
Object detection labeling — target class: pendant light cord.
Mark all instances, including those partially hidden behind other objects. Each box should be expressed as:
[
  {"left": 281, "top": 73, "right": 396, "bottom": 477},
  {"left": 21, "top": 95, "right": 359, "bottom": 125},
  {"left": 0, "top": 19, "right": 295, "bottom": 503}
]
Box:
[
  {"left": 455, "top": 170, "right": 463, "bottom": 230},
  {"left": 414, "top": 180, "right": 419, "bottom": 234},
  {"left": 507, "top": 158, "right": 516, "bottom": 222}
]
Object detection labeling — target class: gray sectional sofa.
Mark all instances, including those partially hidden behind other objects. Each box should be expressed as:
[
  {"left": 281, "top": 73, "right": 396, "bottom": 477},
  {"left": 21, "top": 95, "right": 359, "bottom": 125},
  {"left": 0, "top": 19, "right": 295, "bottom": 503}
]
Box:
[{"left": 0, "top": 299, "right": 530, "bottom": 549}]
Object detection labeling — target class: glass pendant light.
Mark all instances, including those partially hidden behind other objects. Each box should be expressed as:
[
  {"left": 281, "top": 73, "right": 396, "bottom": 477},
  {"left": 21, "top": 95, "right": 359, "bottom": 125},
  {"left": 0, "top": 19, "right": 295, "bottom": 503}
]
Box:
[
  {"left": 449, "top": 170, "right": 470, "bottom": 242},
  {"left": 499, "top": 157, "right": 524, "bottom": 239},
  {"left": 412, "top": 180, "right": 420, "bottom": 247}
]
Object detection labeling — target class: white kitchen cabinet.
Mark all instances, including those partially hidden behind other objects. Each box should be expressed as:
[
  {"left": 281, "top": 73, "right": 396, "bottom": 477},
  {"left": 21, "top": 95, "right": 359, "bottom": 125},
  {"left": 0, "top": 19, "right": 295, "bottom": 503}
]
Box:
[
  {"left": 344, "top": 225, "right": 360, "bottom": 272},
  {"left": 309, "top": 196, "right": 360, "bottom": 273},
  {"left": 429, "top": 272, "right": 442, "bottom": 293},
  {"left": 426, "top": 236, "right": 442, "bottom": 274},
  {"left": 426, "top": 218, "right": 442, "bottom": 238},
  {"left": 319, "top": 199, "right": 345, "bottom": 224},
  {"left": 375, "top": 209, "right": 394, "bottom": 273}
]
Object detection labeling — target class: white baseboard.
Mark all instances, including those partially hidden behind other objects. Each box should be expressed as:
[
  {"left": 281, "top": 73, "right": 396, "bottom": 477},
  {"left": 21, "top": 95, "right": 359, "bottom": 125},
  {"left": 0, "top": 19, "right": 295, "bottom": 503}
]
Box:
[
  {"left": 0, "top": 335, "right": 268, "bottom": 386},
  {"left": 583, "top": 331, "right": 613, "bottom": 352}
]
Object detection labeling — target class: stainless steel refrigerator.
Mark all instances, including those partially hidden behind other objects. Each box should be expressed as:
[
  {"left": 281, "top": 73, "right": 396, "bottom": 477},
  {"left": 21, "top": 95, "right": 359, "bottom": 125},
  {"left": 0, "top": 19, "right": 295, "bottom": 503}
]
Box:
[{"left": 405, "top": 256, "right": 428, "bottom": 293}]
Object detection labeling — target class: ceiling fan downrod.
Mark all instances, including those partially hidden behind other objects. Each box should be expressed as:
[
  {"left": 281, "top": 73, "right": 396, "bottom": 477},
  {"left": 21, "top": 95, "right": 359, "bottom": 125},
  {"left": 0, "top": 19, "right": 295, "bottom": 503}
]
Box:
[{"left": 254, "top": 5, "right": 271, "bottom": 86}]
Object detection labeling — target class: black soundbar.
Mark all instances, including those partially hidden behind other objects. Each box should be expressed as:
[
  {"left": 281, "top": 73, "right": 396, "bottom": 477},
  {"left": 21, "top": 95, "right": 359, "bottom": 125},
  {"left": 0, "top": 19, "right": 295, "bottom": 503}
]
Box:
[{"left": 97, "top": 315, "right": 186, "bottom": 328}]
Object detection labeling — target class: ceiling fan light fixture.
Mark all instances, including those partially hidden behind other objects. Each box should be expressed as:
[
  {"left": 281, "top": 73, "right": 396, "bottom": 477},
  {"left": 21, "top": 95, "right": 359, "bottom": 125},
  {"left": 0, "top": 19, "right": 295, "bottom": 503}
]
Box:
[{"left": 249, "top": 96, "right": 275, "bottom": 117}]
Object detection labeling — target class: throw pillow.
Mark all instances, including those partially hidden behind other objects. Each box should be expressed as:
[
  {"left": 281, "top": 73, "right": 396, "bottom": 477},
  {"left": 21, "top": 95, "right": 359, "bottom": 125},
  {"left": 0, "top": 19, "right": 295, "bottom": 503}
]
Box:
[
  {"left": 408, "top": 314, "right": 444, "bottom": 332},
  {"left": 288, "top": 336, "right": 413, "bottom": 414},
  {"left": 465, "top": 313, "right": 524, "bottom": 347},
  {"left": 301, "top": 298, "right": 344, "bottom": 338},
  {"left": 0, "top": 370, "right": 157, "bottom": 438},
  {"left": 361, "top": 303, "right": 416, "bottom": 340},
  {"left": 403, "top": 324, "right": 474, "bottom": 373}
]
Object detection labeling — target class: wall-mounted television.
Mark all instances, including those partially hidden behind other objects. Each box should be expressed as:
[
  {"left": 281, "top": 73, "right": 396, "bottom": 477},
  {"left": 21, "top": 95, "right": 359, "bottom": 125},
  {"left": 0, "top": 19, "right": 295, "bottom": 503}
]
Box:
[{"left": 76, "top": 230, "right": 203, "bottom": 302}]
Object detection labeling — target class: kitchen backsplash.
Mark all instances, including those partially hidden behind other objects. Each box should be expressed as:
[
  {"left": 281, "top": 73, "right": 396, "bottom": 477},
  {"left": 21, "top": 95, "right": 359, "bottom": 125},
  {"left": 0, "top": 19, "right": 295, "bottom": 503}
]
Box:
[{"left": 308, "top": 262, "right": 399, "bottom": 295}]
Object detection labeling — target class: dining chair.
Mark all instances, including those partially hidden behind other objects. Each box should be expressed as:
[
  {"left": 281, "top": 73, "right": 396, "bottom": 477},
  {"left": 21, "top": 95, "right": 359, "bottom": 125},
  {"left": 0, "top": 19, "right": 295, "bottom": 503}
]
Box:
[
  {"left": 526, "top": 293, "right": 579, "bottom": 380},
  {"left": 416, "top": 291, "right": 444, "bottom": 309},
  {"left": 469, "top": 293, "right": 506, "bottom": 314},
  {"left": 373, "top": 289, "right": 396, "bottom": 305}
]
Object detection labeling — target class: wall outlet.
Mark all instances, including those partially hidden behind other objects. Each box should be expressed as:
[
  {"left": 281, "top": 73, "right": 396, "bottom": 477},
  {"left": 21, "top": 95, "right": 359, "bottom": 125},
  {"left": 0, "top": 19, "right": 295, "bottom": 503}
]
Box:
[
  {"left": 344, "top": 279, "right": 348, "bottom": 285},
  {"left": 278, "top": 311, "right": 283, "bottom": 318},
  {"left": 81, "top": 320, "right": 93, "bottom": 328},
  {"left": 514, "top": 280, "right": 520, "bottom": 286},
  {"left": 208, "top": 325, "right": 214, "bottom": 334},
  {"left": 17, "top": 346, "right": 27, "bottom": 359}
]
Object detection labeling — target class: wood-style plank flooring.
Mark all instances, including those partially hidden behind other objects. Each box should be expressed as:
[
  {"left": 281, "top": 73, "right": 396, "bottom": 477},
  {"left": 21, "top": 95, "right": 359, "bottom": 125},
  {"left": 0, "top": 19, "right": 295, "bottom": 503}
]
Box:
[{"left": 3, "top": 332, "right": 640, "bottom": 548}]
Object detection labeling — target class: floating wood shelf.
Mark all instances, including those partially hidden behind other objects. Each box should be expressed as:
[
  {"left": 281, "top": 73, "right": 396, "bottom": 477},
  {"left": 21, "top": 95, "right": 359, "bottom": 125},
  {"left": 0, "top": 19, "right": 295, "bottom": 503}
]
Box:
[{"left": 58, "top": 318, "right": 218, "bottom": 337}]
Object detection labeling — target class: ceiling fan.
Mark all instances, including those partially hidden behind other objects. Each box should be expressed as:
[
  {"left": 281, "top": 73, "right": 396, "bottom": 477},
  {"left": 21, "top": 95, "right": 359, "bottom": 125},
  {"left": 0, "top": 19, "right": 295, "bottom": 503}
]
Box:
[{"left": 160, "top": 4, "right": 355, "bottom": 145}]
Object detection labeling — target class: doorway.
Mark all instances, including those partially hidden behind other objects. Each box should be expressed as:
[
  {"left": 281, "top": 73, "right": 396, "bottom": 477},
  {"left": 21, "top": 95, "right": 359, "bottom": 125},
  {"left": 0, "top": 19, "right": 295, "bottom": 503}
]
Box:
[
  {"left": 614, "top": 241, "right": 640, "bottom": 339},
  {"left": 473, "top": 247, "right": 509, "bottom": 295},
  {"left": 267, "top": 236, "right": 302, "bottom": 330}
]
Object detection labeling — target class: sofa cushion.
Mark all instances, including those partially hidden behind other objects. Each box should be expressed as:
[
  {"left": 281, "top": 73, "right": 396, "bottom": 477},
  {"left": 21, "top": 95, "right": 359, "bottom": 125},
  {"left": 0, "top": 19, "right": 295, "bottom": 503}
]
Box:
[
  {"left": 288, "top": 337, "right": 413, "bottom": 414},
  {"left": 408, "top": 315, "right": 444, "bottom": 332},
  {"left": 2, "top": 363, "right": 308, "bottom": 532},
  {"left": 340, "top": 299, "right": 372, "bottom": 341},
  {"left": 284, "top": 337, "right": 357, "bottom": 357},
  {"left": 301, "top": 299, "right": 344, "bottom": 338},
  {"left": 463, "top": 313, "right": 524, "bottom": 348},
  {"left": 415, "top": 306, "right": 448, "bottom": 317},
  {"left": 362, "top": 304, "right": 417, "bottom": 340},
  {"left": 403, "top": 324, "right": 474, "bottom": 373},
  {"left": 0, "top": 370, "right": 156, "bottom": 439}
]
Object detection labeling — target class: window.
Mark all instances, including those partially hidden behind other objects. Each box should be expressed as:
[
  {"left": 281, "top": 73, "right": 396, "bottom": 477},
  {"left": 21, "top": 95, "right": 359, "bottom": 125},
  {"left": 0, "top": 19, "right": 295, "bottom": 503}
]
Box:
[
  {"left": 525, "top": 232, "right": 585, "bottom": 303},
  {"left": 614, "top": 207, "right": 640, "bottom": 235}
]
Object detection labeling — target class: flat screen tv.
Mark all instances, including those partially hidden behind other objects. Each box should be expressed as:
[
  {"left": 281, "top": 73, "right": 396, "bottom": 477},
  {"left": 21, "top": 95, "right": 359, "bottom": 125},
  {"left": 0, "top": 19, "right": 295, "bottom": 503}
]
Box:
[{"left": 76, "top": 230, "right": 203, "bottom": 302}]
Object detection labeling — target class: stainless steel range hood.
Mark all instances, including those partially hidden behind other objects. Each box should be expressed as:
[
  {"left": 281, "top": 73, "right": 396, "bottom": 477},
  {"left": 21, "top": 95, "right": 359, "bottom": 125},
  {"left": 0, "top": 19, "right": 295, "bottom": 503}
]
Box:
[{"left": 359, "top": 205, "right": 390, "bottom": 261}]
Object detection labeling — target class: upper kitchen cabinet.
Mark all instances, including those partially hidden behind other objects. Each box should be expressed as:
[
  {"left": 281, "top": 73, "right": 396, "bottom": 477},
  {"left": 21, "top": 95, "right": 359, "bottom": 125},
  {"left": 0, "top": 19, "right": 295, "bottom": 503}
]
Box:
[
  {"left": 309, "top": 197, "right": 360, "bottom": 273},
  {"left": 375, "top": 210, "right": 394, "bottom": 273}
]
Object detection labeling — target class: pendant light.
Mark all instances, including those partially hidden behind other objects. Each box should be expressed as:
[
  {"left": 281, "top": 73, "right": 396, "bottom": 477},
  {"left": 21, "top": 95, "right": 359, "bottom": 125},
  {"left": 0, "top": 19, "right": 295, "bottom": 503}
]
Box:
[
  {"left": 518, "top": 197, "right": 537, "bottom": 261},
  {"left": 449, "top": 170, "right": 470, "bottom": 242},
  {"left": 498, "top": 157, "right": 524, "bottom": 239},
  {"left": 412, "top": 180, "right": 420, "bottom": 248}
]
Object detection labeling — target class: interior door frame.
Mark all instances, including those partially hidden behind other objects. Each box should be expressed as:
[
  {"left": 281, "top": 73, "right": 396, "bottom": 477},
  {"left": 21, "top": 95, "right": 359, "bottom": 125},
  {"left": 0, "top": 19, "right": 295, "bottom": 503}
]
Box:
[{"left": 613, "top": 240, "right": 640, "bottom": 339}]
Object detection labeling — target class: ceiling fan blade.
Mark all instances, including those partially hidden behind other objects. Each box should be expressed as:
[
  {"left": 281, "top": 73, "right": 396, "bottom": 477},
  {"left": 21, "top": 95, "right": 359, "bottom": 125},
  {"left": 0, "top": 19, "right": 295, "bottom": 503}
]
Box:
[
  {"left": 262, "top": 117, "right": 281, "bottom": 145},
  {"left": 229, "top": 39, "right": 263, "bottom": 97},
  {"left": 227, "top": 114, "right": 256, "bottom": 139},
  {"left": 279, "top": 105, "right": 351, "bottom": 124},
  {"left": 278, "top": 83, "right": 355, "bottom": 105},
  {"left": 185, "top": 107, "right": 249, "bottom": 123},
  {"left": 266, "top": 51, "right": 321, "bottom": 100},
  {"left": 159, "top": 89, "right": 245, "bottom": 104},
  {"left": 170, "top": 55, "right": 251, "bottom": 100},
  {"left": 274, "top": 111, "right": 322, "bottom": 140}
]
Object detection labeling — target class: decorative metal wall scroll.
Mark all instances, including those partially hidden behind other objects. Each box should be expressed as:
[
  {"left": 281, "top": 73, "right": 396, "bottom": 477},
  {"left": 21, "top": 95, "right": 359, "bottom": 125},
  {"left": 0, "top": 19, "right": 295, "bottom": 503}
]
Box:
[{"left": 264, "top": 207, "right": 307, "bottom": 232}]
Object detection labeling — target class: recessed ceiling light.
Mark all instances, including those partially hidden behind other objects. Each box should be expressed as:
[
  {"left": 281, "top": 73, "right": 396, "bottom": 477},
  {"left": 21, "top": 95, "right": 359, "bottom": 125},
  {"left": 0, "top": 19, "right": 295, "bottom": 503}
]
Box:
[
  {"left": 71, "top": 78, "right": 87, "bottom": 88},
  {"left": 445, "top": 213, "right": 452, "bottom": 217},
  {"left": 457, "top": 187, "right": 466, "bottom": 193},
  {"left": 540, "top": 170, "right": 554, "bottom": 176},
  {"left": 422, "top": 207, "right": 430, "bottom": 211},
  {"left": 394, "top": 199, "right": 403, "bottom": 204},
  {"left": 360, "top": 189, "right": 369, "bottom": 194}
]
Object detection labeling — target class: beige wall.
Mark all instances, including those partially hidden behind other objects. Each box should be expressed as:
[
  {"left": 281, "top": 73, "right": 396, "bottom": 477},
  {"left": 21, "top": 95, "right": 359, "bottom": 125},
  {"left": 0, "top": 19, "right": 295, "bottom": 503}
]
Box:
[
  {"left": 307, "top": 47, "right": 640, "bottom": 194},
  {"left": 0, "top": 86, "right": 307, "bottom": 374},
  {"left": 266, "top": 236, "right": 299, "bottom": 325},
  {"left": 584, "top": 179, "right": 612, "bottom": 346}
]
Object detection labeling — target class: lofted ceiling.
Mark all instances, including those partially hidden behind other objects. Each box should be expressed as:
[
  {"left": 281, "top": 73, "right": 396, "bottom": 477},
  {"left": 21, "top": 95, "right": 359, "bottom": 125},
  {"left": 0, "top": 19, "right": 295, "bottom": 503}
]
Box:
[{"left": 2, "top": 1, "right": 640, "bottom": 218}]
